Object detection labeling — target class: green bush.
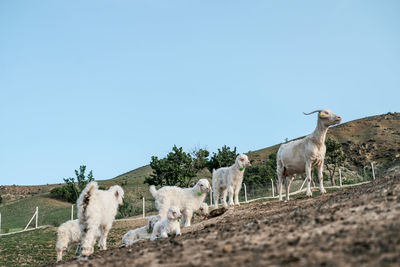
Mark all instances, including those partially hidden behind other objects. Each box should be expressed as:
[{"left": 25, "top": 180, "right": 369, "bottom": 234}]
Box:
[
  {"left": 342, "top": 177, "right": 357, "bottom": 185},
  {"left": 50, "top": 165, "right": 94, "bottom": 203}
]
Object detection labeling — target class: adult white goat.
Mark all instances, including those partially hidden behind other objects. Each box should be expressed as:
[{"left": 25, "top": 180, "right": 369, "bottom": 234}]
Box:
[
  {"left": 77, "top": 181, "right": 124, "bottom": 256},
  {"left": 276, "top": 109, "right": 342, "bottom": 201}
]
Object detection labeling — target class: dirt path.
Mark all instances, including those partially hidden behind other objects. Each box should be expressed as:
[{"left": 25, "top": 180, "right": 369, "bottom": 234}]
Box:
[{"left": 56, "top": 175, "right": 400, "bottom": 267}]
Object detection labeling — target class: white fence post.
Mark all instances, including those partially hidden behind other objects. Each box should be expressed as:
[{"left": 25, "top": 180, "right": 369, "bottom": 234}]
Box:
[
  {"left": 142, "top": 197, "right": 145, "bottom": 218},
  {"left": 299, "top": 177, "right": 307, "bottom": 191},
  {"left": 71, "top": 205, "right": 74, "bottom": 220},
  {"left": 271, "top": 179, "right": 275, "bottom": 197},
  {"left": 339, "top": 168, "right": 342, "bottom": 187},
  {"left": 371, "top": 162, "right": 376, "bottom": 180},
  {"left": 35, "top": 207, "right": 38, "bottom": 229},
  {"left": 209, "top": 190, "right": 213, "bottom": 206},
  {"left": 243, "top": 183, "right": 247, "bottom": 203}
]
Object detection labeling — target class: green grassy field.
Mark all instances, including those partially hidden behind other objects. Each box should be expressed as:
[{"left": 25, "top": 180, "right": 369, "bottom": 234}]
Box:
[
  {"left": 0, "top": 194, "right": 77, "bottom": 233},
  {"left": 0, "top": 218, "right": 148, "bottom": 267}
]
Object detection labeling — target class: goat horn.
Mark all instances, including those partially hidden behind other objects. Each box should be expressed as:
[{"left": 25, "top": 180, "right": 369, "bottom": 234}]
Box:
[{"left": 303, "top": 110, "right": 322, "bottom": 115}]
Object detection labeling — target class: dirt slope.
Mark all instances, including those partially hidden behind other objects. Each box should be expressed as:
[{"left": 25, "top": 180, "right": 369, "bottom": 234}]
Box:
[{"left": 56, "top": 174, "right": 400, "bottom": 267}]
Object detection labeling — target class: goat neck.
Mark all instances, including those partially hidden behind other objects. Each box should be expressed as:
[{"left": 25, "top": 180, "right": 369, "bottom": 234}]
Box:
[{"left": 310, "top": 118, "right": 329, "bottom": 146}]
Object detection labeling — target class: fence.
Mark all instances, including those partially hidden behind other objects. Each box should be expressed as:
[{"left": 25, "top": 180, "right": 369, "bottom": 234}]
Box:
[{"left": 0, "top": 162, "right": 378, "bottom": 236}]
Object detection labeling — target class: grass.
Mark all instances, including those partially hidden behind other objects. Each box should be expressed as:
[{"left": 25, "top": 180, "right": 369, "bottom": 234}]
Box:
[
  {"left": 0, "top": 219, "right": 147, "bottom": 267},
  {"left": 0, "top": 194, "right": 77, "bottom": 231},
  {"left": 0, "top": 227, "right": 57, "bottom": 267}
]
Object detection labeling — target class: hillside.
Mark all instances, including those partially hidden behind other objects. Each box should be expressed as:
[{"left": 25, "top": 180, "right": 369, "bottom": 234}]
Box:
[{"left": 249, "top": 112, "right": 400, "bottom": 170}]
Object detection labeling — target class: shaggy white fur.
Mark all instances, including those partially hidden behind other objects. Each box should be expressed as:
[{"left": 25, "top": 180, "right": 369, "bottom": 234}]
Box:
[
  {"left": 77, "top": 181, "right": 124, "bottom": 257},
  {"left": 212, "top": 154, "right": 251, "bottom": 209},
  {"left": 121, "top": 215, "right": 160, "bottom": 246},
  {"left": 56, "top": 219, "right": 81, "bottom": 262},
  {"left": 276, "top": 109, "right": 342, "bottom": 201},
  {"left": 181, "top": 202, "right": 209, "bottom": 226},
  {"left": 150, "top": 179, "right": 210, "bottom": 227},
  {"left": 150, "top": 206, "right": 182, "bottom": 241}
]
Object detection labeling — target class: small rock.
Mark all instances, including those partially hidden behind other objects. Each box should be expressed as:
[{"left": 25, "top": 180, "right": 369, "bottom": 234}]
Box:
[{"left": 223, "top": 245, "right": 232, "bottom": 253}]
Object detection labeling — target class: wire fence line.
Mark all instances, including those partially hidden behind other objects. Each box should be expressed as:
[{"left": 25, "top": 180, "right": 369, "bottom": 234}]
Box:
[{"left": 0, "top": 163, "right": 378, "bottom": 236}]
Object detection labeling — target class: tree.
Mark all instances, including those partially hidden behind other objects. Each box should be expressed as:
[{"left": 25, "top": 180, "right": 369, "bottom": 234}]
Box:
[
  {"left": 144, "top": 145, "right": 197, "bottom": 187},
  {"left": 0, "top": 195, "right": 2, "bottom": 204},
  {"left": 191, "top": 147, "right": 210, "bottom": 172},
  {"left": 207, "top": 145, "right": 238, "bottom": 172},
  {"left": 324, "top": 138, "right": 346, "bottom": 186},
  {"left": 244, "top": 152, "right": 277, "bottom": 185},
  {"left": 50, "top": 165, "right": 95, "bottom": 203}
]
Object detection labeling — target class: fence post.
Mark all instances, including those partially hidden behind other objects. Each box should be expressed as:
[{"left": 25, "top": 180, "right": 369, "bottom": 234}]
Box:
[
  {"left": 299, "top": 176, "right": 307, "bottom": 191},
  {"left": 142, "top": 197, "right": 145, "bottom": 218},
  {"left": 71, "top": 205, "right": 74, "bottom": 220},
  {"left": 209, "top": 190, "right": 213, "bottom": 206},
  {"left": 35, "top": 207, "right": 38, "bottom": 229},
  {"left": 271, "top": 179, "right": 275, "bottom": 197},
  {"left": 339, "top": 168, "right": 342, "bottom": 187},
  {"left": 371, "top": 162, "right": 376, "bottom": 180},
  {"left": 243, "top": 183, "right": 247, "bottom": 203},
  {"left": 24, "top": 208, "right": 38, "bottom": 231}
]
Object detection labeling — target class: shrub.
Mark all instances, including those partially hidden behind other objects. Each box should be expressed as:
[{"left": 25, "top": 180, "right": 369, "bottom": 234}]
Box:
[{"left": 50, "top": 165, "right": 94, "bottom": 203}]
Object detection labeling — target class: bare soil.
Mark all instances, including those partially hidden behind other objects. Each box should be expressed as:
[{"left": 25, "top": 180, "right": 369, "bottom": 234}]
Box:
[{"left": 55, "top": 174, "right": 400, "bottom": 267}]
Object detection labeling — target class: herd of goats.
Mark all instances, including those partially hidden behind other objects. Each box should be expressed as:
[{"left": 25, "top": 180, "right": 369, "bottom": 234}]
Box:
[{"left": 56, "top": 109, "right": 342, "bottom": 262}]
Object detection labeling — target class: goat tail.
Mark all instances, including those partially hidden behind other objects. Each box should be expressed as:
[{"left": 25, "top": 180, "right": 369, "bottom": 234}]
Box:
[
  {"left": 77, "top": 181, "right": 98, "bottom": 222},
  {"left": 149, "top": 185, "right": 157, "bottom": 198}
]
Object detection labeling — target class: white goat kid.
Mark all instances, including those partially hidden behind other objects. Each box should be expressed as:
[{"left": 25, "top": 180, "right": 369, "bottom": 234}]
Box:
[
  {"left": 56, "top": 219, "right": 81, "bottom": 262},
  {"left": 212, "top": 154, "right": 251, "bottom": 209},
  {"left": 121, "top": 215, "right": 160, "bottom": 246},
  {"left": 181, "top": 202, "right": 209, "bottom": 226},
  {"left": 276, "top": 109, "right": 342, "bottom": 201},
  {"left": 77, "top": 181, "right": 124, "bottom": 256},
  {"left": 150, "top": 206, "right": 182, "bottom": 241},
  {"left": 150, "top": 179, "right": 210, "bottom": 227}
]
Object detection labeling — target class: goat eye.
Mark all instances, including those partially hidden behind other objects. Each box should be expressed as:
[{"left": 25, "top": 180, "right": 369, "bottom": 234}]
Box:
[{"left": 173, "top": 212, "right": 176, "bottom": 215}]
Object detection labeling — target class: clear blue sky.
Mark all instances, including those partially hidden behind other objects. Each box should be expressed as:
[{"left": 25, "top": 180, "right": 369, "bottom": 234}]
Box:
[{"left": 0, "top": 1, "right": 399, "bottom": 185}]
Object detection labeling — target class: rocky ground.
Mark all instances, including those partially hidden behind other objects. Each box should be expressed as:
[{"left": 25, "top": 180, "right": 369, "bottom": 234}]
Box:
[{"left": 55, "top": 174, "right": 400, "bottom": 267}]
